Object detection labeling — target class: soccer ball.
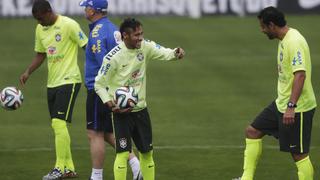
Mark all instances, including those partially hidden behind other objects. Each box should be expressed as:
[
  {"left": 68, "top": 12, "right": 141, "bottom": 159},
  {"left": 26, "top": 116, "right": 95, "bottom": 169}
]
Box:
[
  {"left": 114, "top": 86, "right": 138, "bottom": 109},
  {"left": 0, "top": 86, "right": 24, "bottom": 110}
]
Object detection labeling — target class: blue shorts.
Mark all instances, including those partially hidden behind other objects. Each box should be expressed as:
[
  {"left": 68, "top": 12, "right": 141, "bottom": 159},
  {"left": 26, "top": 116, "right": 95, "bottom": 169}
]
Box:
[{"left": 86, "top": 89, "right": 113, "bottom": 133}]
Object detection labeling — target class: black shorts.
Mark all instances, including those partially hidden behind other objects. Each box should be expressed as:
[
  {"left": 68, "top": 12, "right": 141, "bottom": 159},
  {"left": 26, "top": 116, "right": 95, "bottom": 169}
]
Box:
[
  {"left": 251, "top": 101, "right": 315, "bottom": 154},
  {"left": 113, "top": 108, "right": 153, "bottom": 153},
  {"left": 86, "top": 89, "right": 113, "bottom": 133},
  {"left": 47, "top": 83, "right": 81, "bottom": 123}
]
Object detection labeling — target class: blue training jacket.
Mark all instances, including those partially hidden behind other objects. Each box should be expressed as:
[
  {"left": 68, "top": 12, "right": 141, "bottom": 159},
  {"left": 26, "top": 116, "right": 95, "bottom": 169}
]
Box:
[{"left": 85, "top": 17, "right": 120, "bottom": 90}]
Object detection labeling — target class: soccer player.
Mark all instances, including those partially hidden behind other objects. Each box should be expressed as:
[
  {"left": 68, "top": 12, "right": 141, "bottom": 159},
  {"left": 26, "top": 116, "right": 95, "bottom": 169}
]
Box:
[
  {"left": 19, "top": 0, "right": 88, "bottom": 179},
  {"left": 79, "top": 0, "right": 142, "bottom": 179},
  {"left": 94, "top": 18, "right": 185, "bottom": 180},
  {"left": 233, "top": 6, "right": 316, "bottom": 180}
]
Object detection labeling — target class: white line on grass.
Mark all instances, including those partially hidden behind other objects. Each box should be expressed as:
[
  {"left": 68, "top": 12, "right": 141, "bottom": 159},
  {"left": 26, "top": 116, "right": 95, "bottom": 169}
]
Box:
[{"left": 2, "top": 145, "right": 316, "bottom": 152}]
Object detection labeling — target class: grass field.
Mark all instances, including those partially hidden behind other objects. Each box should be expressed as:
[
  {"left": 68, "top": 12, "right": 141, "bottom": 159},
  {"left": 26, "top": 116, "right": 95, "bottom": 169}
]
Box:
[{"left": 0, "top": 15, "right": 320, "bottom": 180}]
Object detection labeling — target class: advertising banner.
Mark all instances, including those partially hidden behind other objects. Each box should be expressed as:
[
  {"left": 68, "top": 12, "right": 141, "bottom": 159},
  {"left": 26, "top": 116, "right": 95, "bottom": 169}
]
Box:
[{"left": 0, "top": 0, "right": 319, "bottom": 18}]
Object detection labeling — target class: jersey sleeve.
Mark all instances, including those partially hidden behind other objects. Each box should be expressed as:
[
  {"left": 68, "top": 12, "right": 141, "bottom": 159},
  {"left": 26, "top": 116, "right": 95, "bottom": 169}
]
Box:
[
  {"left": 68, "top": 20, "right": 88, "bottom": 48},
  {"left": 94, "top": 56, "right": 116, "bottom": 103},
  {"left": 34, "top": 25, "right": 46, "bottom": 53},
  {"left": 144, "top": 40, "right": 177, "bottom": 61},
  {"left": 288, "top": 40, "right": 307, "bottom": 73}
]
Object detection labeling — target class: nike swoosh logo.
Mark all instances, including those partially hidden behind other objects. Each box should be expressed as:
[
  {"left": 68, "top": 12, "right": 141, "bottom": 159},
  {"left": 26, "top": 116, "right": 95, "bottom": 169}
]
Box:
[
  {"left": 290, "top": 145, "right": 297, "bottom": 148},
  {"left": 57, "top": 111, "right": 65, "bottom": 115},
  {"left": 148, "top": 165, "right": 154, "bottom": 168},
  {"left": 299, "top": 0, "right": 320, "bottom": 9},
  {"left": 122, "top": 64, "right": 128, "bottom": 68},
  {"left": 118, "top": 166, "right": 126, "bottom": 169},
  {"left": 87, "top": 122, "right": 93, "bottom": 125}
]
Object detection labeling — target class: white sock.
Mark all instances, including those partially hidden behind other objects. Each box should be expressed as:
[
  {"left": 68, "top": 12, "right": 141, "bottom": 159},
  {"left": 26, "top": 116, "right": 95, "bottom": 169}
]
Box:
[
  {"left": 91, "top": 168, "right": 103, "bottom": 180},
  {"left": 129, "top": 156, "right": 141, "bottom": 178}
]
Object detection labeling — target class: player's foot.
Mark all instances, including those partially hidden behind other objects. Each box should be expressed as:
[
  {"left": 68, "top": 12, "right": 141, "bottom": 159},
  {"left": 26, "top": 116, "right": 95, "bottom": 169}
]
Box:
[
  {"left": 232, "top": 177, "right": 241, "bottom": 180},
  {"left": 42, "top": 168, "right": 63, "bottom": 180},
  {"left": 62, "top": 169, "right": 78, "bottom": 179},
  {"left": 134, "top": 170, "right": 143, "bottom": 180}
]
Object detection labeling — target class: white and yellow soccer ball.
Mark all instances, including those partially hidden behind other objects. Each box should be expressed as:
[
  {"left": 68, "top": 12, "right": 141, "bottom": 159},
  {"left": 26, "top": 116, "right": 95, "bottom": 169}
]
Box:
[
  {"left": 0, "top": 86, "right": 24, "bottom": 110},
  {"left": 114, "top": 86, "right": 138, "bottom": 109}
]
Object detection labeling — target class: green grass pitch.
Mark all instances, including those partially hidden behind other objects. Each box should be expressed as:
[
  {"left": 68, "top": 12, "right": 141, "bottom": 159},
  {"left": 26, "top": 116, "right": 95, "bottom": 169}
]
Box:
[{"left": 0, "top": 15, "right": 320, "bottom": 180}]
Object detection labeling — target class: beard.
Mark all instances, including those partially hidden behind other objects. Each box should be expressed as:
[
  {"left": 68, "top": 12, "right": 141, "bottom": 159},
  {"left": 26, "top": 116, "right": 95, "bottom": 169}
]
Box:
[{"left": 266, "top": 32, "right": 276, "bottom": 40}]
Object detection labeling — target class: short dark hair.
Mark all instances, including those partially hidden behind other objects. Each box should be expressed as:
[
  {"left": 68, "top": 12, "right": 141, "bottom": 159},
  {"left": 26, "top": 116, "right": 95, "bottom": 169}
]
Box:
[
  {"left": 257, "top": 6, "right": 286, "bottom": 27},
  {"left": 120, "top": 18, "right": 142, "bottom": 38},
  {"left": 32, "top": 0, "right": 52, "bottom": 14}
]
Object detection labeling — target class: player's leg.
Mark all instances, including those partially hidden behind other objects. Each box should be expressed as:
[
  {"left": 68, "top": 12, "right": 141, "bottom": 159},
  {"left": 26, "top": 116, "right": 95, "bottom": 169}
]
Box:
[
  {"left": 132, "top": 108, "right": 154, "bottom": 180},
  {"left": 113, "top": 112, "right": 133, "bottom": 180},
  {"left": 240, "top": 102, "right": 279, "bottom": 180},
  {"left": 128, "top": 152, "right": 142, "bottom": 180},
  {"left": 279, "top": 109, "right": 315, "bottom": 180},
  {"left": 87, "top": 130, "right": 105, "bottom": 180},
  {"left": 105, "top": 132, "right": 142, "bottom": 180},
  {"left": 240, "top": 126, "right": 263, "bottom": 180},
  {"left": 139, "top": 151, "right": 154, "bottom": 180},
  {"left": 63, "top": 83, "right": 81, "bottom": 177},
  {"left": 55, "top": 83, "right": 80, "bottom": 178},
  {"left": 87, "top": 90, "right": 109, "bottom": 180},
  {"left": 105, "top": 121, "right": 142, "bottom": 180},
  {"left": 43, "top": 86, "right": 64, "bottom": 180},
  {"left": 44, "top": 83, "right": 80, "bottom": 179}
]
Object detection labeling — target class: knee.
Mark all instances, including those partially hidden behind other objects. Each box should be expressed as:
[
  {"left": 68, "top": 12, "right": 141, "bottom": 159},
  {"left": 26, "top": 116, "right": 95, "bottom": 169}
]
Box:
[
  {"left": 139, "top": 150, "right": 154, "bottom": 161},
  {"left": 87, "top": 130, "right": 104, "bottom": 141},
  {"left": 51, "top": 118, "right": 67, "bottom": 134},
  {"left": 292, "top": 153, "right": 309, "bottom": 162},
  {"left": 104, "top": 133, "right": 115, "bottom": 146},
  {"left": 116, "top": 151, "right": 130, "bottom": 161},
  {"left": 245, "top": 125, "right": 263, "bottom": 139}
]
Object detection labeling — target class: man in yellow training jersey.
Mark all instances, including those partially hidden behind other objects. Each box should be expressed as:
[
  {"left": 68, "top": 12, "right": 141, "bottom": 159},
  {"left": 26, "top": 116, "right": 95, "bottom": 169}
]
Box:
[
  {"left": 20, "top": 0, "right": 88, "bottom": 179},
  {"left": 234, "top": 6, "right": 316, "bottom": 180}
]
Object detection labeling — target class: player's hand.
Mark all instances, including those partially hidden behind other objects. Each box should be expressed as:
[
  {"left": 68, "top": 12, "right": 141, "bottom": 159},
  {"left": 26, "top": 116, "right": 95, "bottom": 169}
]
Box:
[
  {"left": 113, "top": 107, "right": 133, "bottom": 113},
  {"left": 283, "top": 108, "right": 295, "bottom": 125},
  {"left": 174, "top": 47, "right": 185, "bottom": 59},
  {"left": 105, "top": 100, "right": 132, "bottom": 113},
  {"left": 19, "top": 71, "right": 30, "bottom": 86}
]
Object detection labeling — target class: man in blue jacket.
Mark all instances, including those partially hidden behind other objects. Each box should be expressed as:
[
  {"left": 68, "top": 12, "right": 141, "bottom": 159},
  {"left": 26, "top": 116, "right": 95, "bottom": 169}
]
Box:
[{"left": 80, "top": 0, "right": 142, "bottom": 179}]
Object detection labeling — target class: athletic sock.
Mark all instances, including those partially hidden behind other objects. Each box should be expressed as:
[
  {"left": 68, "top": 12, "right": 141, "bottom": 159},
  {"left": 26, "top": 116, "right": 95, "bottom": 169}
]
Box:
[
  {"left": 296, "top": 156, "right": 314, "bottom": 180},
  {"left": 64, "top": 125, "right": 75, "bottom": 172},
  {"left": 241, "top": 138, "right": 262, "bottom": 180},
  {"left": 129, "top": 156, "right": 141, "bottom": 179},
  {"left": 114, "top": 151, "right": 129, "bottom": 180},
  {"left": 140, "top": 151, "right": 155, "bottom": 180},
  {"left": 52, "top": 118, "right": 70, "bottom": 170},
  {"left": 91, "top": 168, "right": 103, "bottom": 180}
]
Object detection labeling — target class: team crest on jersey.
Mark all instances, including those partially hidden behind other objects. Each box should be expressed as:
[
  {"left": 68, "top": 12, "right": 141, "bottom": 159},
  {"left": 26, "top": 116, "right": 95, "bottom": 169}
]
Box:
[
  {"left": 47, "top": 46, "right": 57, "bottom": 55},
  {"left": 137, "top": 52, "right": 144, "bottom": 61},
  {"left": 55, "top": 34, "right": 61, "bottom": 42},
  {"left": 119, "top": 138, "right": 127, "bottom": 149}
]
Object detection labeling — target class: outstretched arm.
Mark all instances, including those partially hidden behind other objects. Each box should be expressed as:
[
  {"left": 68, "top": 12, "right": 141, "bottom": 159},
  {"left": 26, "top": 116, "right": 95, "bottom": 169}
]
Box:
[{"left": 20, "top": 52, "right": 46, "bottom": 86}]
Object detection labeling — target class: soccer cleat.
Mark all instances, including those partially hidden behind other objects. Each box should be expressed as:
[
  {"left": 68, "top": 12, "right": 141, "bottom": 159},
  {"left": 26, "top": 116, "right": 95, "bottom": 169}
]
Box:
[
  {"left": 42, "top": 168, "right": 63, "bottom": 180},
  {"left": 134, "top": 170, "right": 143, "bottom": 180},
  {"left": 62, "top": 169, "right": 78, "bottom": 179}
]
